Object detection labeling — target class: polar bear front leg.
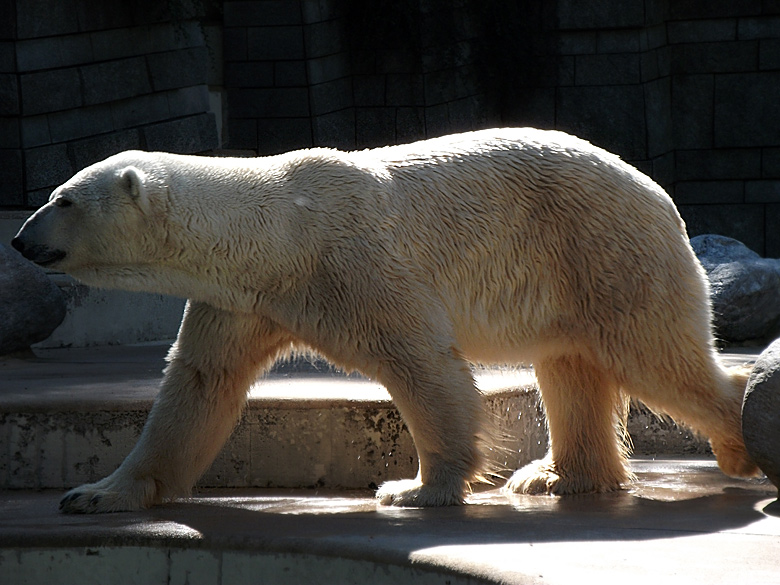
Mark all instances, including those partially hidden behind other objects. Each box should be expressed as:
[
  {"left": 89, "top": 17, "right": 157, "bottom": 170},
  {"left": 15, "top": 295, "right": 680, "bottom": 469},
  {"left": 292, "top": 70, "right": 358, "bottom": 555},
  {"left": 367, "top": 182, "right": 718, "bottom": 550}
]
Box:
[
  {"left": 373, "top": 344, "right": 486, "bottom": 507},
  {"left": 60, "top": 302, "right": 291, "bottom": 513}
]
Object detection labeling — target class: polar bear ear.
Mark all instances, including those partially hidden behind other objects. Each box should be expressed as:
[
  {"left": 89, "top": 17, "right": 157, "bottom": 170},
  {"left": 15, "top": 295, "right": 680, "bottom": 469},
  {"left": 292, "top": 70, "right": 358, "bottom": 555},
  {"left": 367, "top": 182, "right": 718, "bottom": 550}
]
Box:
[{"left": 118, "top": 166, "right": 150, "bottom": 213}]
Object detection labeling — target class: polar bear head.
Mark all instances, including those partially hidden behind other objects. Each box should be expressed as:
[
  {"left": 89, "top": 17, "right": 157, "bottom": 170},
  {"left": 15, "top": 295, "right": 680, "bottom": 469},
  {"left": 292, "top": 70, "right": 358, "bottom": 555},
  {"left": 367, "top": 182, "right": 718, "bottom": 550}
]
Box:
[{"left": 12, "top": 151, "right": 170, "bottom": 287}]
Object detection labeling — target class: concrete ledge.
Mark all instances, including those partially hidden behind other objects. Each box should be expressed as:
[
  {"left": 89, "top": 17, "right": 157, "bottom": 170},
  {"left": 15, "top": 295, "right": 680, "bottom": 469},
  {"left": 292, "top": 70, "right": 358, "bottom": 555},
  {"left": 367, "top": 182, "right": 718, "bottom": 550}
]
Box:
[
  {"left": 1, "top": 345, "right": 759, "bottom": 491},
  {"left": 0, "top": 460, "right": 778, "bottom": 585}
]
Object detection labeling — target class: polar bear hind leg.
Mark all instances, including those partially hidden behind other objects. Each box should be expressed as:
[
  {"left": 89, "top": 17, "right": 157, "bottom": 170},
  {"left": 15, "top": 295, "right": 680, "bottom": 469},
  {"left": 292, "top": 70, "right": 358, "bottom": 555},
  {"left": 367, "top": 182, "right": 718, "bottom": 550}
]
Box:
[{"left": 505, "top": 354, "right": 631, "bottom": 495}]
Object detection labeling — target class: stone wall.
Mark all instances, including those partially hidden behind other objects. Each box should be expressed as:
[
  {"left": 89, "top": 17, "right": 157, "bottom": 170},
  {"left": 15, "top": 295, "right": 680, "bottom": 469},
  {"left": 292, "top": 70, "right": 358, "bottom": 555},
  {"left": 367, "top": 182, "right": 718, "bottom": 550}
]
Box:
[
  {"left": 3, "top": 0, "right": 780, "bottom": 256},
  {"left": 1, "top": 0, "right": 219, "bottom": 208},
  {"left": 550, "top": 0, "right": 780, "bottom": 257}
]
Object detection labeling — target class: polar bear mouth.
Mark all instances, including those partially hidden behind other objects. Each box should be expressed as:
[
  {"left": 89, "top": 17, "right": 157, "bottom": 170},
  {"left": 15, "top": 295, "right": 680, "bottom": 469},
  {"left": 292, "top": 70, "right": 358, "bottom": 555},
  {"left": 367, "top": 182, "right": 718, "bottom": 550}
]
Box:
[{"left": 18, "top": 244, "right": 66, "bottom": 268}]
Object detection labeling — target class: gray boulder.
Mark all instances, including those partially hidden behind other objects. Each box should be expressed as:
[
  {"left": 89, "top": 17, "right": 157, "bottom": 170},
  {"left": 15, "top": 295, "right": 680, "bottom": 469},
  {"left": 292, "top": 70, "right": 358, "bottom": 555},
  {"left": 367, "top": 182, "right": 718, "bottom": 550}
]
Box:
[
  {"left": 691, "top": 234, "right": 780, "bottom": 343},
  {"left": 0, "top": 244, "right": 66, "bottom": 356},
  {"left": 742, "top": 337, "right": 780, "bottom": 491}
]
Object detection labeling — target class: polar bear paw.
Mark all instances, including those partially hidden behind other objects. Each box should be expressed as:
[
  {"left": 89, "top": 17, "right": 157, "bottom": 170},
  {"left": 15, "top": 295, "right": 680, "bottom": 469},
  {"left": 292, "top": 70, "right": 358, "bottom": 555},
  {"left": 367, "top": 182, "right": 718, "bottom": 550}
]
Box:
[
  {"left": 504, "top": 458, "right": 625, "bottom": 496},
  {"left": 376, "top": 479, "right": 465, "bottom": 507},
  {"left": 59, "top": 475, "right": 158, "bottom": 514}
]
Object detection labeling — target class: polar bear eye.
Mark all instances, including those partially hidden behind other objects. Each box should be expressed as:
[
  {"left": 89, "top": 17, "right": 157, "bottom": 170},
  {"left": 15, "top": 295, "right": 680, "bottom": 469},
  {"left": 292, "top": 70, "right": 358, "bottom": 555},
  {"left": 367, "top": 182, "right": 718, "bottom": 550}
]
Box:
[{"left": 54, "top": 198, "right": 73, "bottom": 208}]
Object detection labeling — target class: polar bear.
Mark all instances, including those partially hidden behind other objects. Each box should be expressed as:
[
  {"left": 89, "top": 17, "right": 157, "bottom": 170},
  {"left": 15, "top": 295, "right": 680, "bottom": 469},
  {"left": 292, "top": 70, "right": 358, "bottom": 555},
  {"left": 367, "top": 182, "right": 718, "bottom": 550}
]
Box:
[{"left": 13, "top": 128, "right": 759, "bottom": 512}]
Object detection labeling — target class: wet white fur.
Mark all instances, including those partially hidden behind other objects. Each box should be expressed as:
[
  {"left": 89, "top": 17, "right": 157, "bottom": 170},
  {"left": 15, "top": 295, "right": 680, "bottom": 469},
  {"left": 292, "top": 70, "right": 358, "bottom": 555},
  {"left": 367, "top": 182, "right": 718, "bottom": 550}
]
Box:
[{"left": 19, "top": 128, "right": 757, "bottom": 511}]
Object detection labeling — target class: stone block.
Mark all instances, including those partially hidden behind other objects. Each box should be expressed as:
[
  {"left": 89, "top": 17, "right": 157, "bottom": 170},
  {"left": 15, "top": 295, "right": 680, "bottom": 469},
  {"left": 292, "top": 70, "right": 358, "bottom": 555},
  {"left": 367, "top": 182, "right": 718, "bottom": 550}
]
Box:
[
  {"left": 312, "top": 109, "right": 355, "bottom": 150},
  {"left": 746, "top": 180, "right": 780, "bottom": 203},
  {"left": 305, "top": 19, "right": 346, "bottom": 58},
  {"left": 671, "top": 74, "right": 714, "bottom": 149},
  {"left": 766, "top": 204, "right": 780, "bottom": 258},
  {"left": 574, "top": 53, "right": 641, "bottom": 86},
  {"left": 256, "top": 117, "right": 312, "bottom": 154},
  {"left": 89, "top": 23, "right": 196, "bottom": 63},
  {"left": 674, "top": 181, "right": 744, "bottom": 205},
  {"left": 0, "top": 42, "right": 13, "bottom": 73},
  {"left": 224, "top": 1, "right": 302, "bottom": 27},
  {"left": 644, "top": 77, "right": 672, "bottom": 158},
  {"left": 556, "top": 85, "right": 647, "bottom": 160},
  {"left": 307, "top": 53, "right": 349, "bottom": 85},
  {"left": 166, "top": 85, "right": 211, "bottom": 118},
  {"left": 395, "top": 107, "right": 425, "bottom": 143},
  {"left": 16, "top": 34, "right": 93, "bottom": 72},
  {"left": 651, "top": 150, "right": 675, "bottom": 189},
  {"left": 424, "top": 102, "right": 450, "bottom": 137},
  {"left": 675, "top": 148, "right": 761, "bottom": 181},
  {"left": 763, "top": 148, "right": 780, "bottom": 177},
  {"left": 739, "top": 16, "right": 780, "bottom": 40},
  {"left": 0, "top": 117, "right": 19, "bottom": 149},
  {"left": 20, "top": 69, "right": 81, "bottom": 115},
  {"left": 505, "top": 87, "right": 557, "bottom": 128},
  {"left": 0, "top": 0, "right": 15, "bottom": 39},
  {"left": 24, "top": 143, "right": 73, "bottom": 192},
  {"left": 597, "top": 29, "right": 641, "bottom": 53},
  {"left": 667, "top": 19, "right": 737, "bottom": 44},
  {"left": 353, "top": 75, "right": 385, "bottom": 107},
  {"left": 225, "top": 117, "right": 258, "bottom": 150},
  {"left": 715, "top": 73, "right": 780, "bottom": 147},
  {"left": 15, "top": 0, "right": 79, "bottom": 39},
  {"left": 223, "top": 27, "right": 248, "bottom": 61},
  {"left": 247, "top": 26, "right": 305, "bottom": 61},
  {"left": 229, "top": 87, "right": 311, "bottom": 118},
  {"left": 111, "top": 93, "right": 171, "bottom": 129},
  {"left": 678, "top": 204, "right": 764, "bottom": 253},
  {"left": 20, "top": 115, "right": 50, "bottom": 148},
  {"left": 75, "top": 0, "right": 134, "bottom": 32},
  {"left": 386, "top": 74, "right": 425, "bottom": 107},
  {"left": 760, "top": 39, "right": 780, "bottom": 70},
  {"left": 356, "top": 107, "right": 396, "bottom": 148},
  {"left": 81, "top": 57, "right": 151, "bottom": 106},
  {"left": 148, "top": 47, "right": 209, "bottom": 92},
  {"left": 557, "top": 0, "right": 645, "bottom": 30},
  {"left": 671, "top": 41, "right": 758, "bottom": 75},
  {"left": 274, "top": 60, "right": 308, "bottom": 86},
  {"left": 26, "top": 188, "right": 54, "bottom": 208},
  {"left": 143, "top": 112, "right": 218, "bottom": 153},
  {"left": 447, "top": 95, "right": 489, "bottom": 132},
  {"left": 642, "top": 23, "right": 668, "bottom": 51},
  {"left": 224, "top": 61, "right": 274, "bottom": 88},
  {"left": 670, "top": 0, "right": 761, "bottom": 19},
  {"left": 68, "top": 129, "right": 142, "bottom": 171},
  {"left": 308, "top": 78, "right": 351, "bottom": 116},
  {"left": 47, "top": 104, "right": 114, "bottom": 143},
  {"left": 557, "top": 31, "right": 597, "bottom": 55}
]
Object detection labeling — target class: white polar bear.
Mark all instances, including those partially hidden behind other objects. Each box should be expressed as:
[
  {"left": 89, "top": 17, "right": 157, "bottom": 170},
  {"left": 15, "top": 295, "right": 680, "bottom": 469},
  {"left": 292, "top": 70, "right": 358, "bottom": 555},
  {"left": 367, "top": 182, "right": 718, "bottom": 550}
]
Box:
[{"left": 13, "top": 128, "right": 759, "bottom": 512}]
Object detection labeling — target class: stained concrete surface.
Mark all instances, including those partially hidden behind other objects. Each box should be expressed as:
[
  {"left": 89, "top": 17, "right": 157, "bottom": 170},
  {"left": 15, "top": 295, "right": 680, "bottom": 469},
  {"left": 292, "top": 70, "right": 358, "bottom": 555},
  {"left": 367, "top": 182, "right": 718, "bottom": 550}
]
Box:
[
  {"left": 1, "top": 460, "right": 778, "bottom": 585},
  {"left": 1, "top": 345, "right": 778, "bottom": 583}
]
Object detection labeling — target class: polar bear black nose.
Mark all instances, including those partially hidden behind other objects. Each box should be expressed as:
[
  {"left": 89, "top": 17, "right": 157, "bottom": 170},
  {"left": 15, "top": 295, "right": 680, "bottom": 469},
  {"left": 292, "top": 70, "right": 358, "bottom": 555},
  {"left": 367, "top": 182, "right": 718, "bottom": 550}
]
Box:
[{"left": 11, "top": 237, "right": 24, "bottom": 254}]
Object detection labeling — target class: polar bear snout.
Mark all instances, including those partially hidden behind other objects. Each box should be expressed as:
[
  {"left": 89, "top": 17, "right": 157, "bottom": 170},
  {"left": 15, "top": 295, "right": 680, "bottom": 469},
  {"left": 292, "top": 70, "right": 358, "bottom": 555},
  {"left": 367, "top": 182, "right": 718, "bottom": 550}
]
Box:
[
  {"left": 12, "top": 206, "right": 68, "bottom": 268},
  {"left": 11, "top": 235, "right": 67, "bottom": 267}
]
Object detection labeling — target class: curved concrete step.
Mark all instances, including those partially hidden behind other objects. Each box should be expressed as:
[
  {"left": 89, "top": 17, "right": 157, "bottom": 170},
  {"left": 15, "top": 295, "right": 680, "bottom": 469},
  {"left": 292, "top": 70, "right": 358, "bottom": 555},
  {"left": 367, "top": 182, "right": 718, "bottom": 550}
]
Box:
[{"left": 0, "top": 344, "right": 756, "bottom": 491}]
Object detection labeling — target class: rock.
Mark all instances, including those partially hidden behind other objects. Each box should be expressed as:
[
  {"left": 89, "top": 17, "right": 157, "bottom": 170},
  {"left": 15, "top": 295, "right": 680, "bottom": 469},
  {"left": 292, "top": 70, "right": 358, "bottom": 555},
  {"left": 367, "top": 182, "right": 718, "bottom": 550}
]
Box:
[
  {"left": 0, "top": 244, "right": 66, "bottom": 356},
  {"left": 691, "top": 234, "right": 780, "bottom": 343},
  {"left": 742, "top": 338, "right": 780, "bottom": 492}
]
